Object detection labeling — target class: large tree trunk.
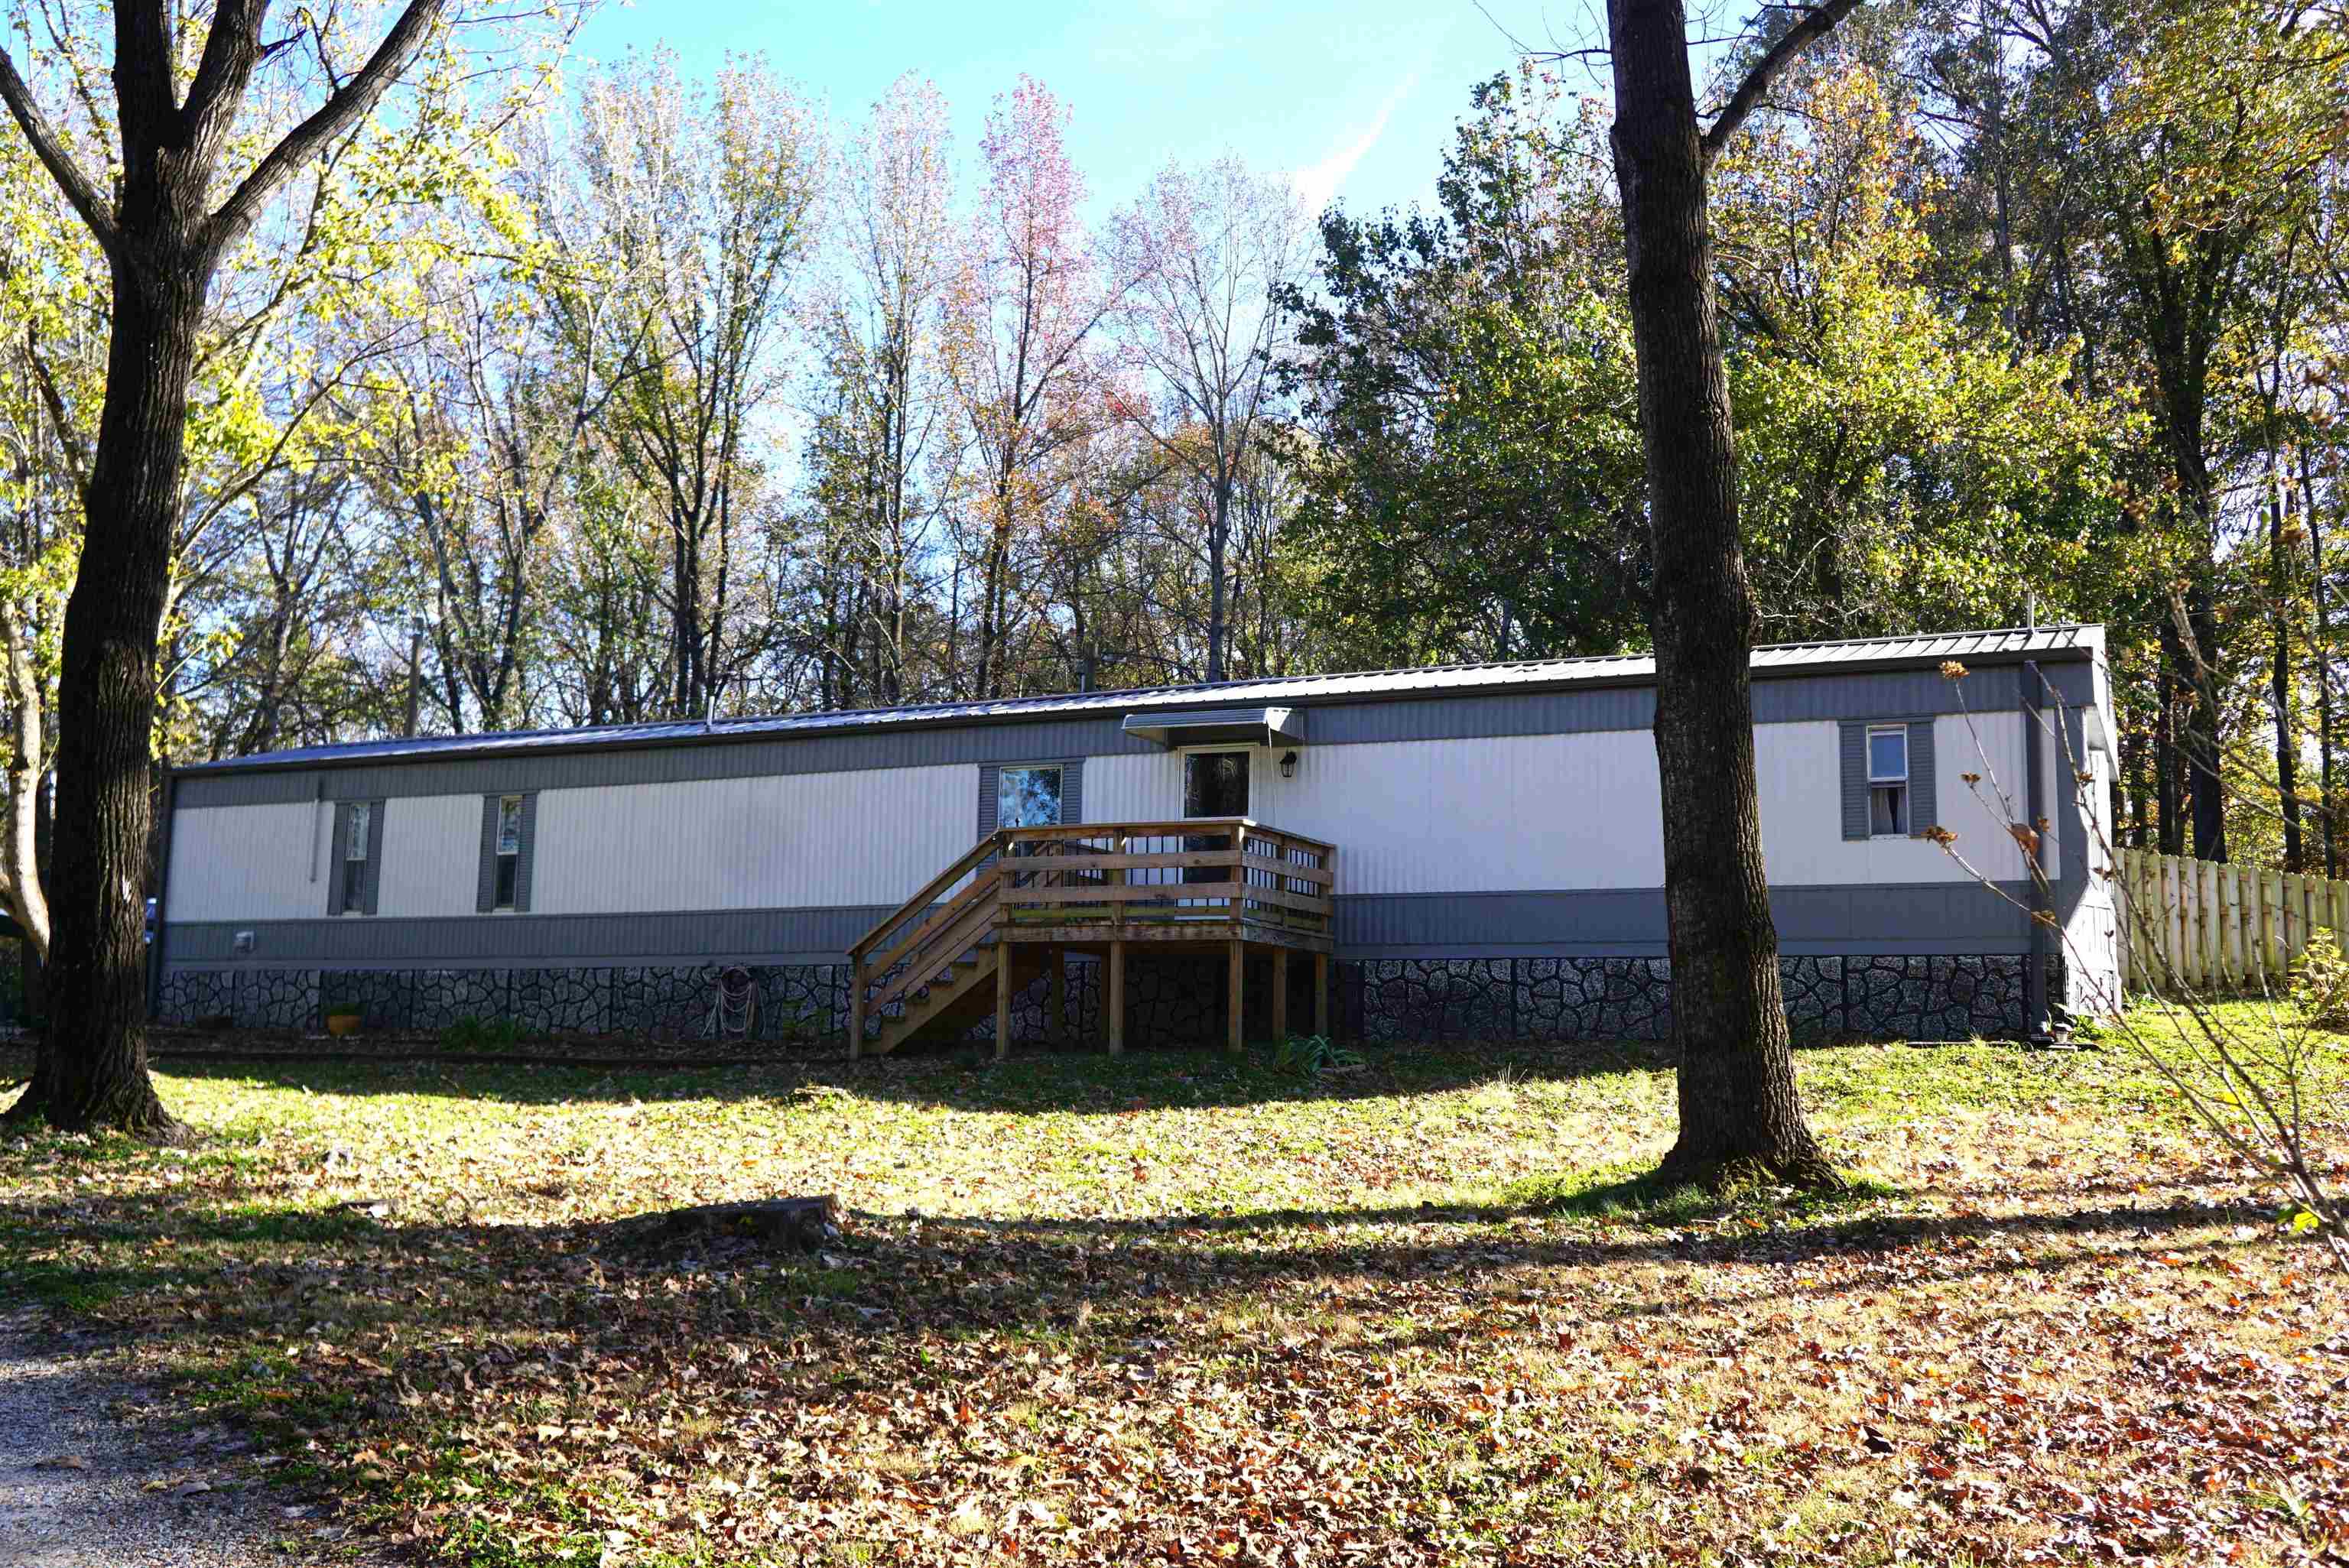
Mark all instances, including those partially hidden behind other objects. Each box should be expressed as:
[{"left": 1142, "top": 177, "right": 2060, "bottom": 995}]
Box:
[
  {"left": 8, "top": 263, "right": 198, "bottom": 1138},
  {"left": 1607, "top": 0, "right": 1836, "bottom": 1187}
]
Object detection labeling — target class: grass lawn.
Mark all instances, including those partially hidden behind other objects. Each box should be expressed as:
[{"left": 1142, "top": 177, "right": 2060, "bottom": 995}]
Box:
[{"left": 2, "top": 1014, "right": 2345, "bottom": 1566}]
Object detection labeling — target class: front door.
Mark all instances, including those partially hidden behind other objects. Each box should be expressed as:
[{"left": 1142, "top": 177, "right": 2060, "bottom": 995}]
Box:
[
  {"left": 1184, "top": 751, "right": 1249, "bottom": 819},
  {"left": 1183, "top": 752, "right": 1249, "bottom": 883}
]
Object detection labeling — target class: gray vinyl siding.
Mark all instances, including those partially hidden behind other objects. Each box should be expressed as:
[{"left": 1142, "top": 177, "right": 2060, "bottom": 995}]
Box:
[
  {"left": 166, "top": 904, "right": 899, "bottom": 968},
  {"left": 164, "top": 879, "right": 2039, "bottom": 970},
  {"left": 174, "top": 658, "right": 2099, "bottom": 810}
]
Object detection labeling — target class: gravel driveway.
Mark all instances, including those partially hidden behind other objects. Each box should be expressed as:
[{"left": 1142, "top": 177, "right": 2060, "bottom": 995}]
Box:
[{"left": 0, "top": 1312, "right": 382, "bottom": 1567}]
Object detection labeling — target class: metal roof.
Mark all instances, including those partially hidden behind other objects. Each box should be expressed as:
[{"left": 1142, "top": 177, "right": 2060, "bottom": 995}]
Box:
[{"left": 179, "top": 623, "right": 2104, "bottom": 775}]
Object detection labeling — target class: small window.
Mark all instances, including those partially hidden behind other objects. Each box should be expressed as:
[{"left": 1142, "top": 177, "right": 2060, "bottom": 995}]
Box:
[
  {"left": 342, "top": 802, "right": 372, "bottom": 914},
  {"left": 1867, "top": 724, "right": 1909, "bottom": 837},
  {"left": 997, "top": 765, "right": 1063, "bottom": 829},
  {"left": 494, "top": 794, "right": 523, "bottom": 910}
]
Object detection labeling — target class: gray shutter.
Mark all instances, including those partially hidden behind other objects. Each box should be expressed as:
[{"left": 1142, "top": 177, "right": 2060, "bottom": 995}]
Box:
[
  {"left": 327, "top": 802, "right": 354, "bottom": 913},
  {"left": 476, "top": 795, "right": 500, "bottom": 912},
  {"left": 976, "top": 764, "right": 999, "bottom": 839},
  {"left": 1061, "top": 758, "right": 1083, "bottom": 825},
  {"left": 1906, "top": 719, "right": 1937, "bottom": 834},
  {"left": 514, "top": 792, "right": 538, "bottom": 912},
  {"left": 1839, "top": 723, "right": 1869, "bottom": 840},
  {"left": 362, "top": 799, "right": 386, "bottom": 914}
]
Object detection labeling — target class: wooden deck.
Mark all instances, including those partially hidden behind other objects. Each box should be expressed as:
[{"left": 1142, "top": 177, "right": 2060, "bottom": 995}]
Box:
[{"left": 846, "top": 819, "right": 1337, "bottom": 1057}]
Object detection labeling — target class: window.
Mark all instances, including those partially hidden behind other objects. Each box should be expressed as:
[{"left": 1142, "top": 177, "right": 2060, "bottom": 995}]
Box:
[
  {"left": 1183, "top": 751, "right": 1249, "bottom": 820},
  {"left": 477, "top": 792, "right": 534, "bottom": 914},
  {"left": 1867, "top": 724, "right": 1909, "bottom": 837},
  {"left": 494, "top": 794, "right": 524, "bottom": 910},
  {"left": 341, "top": 801, "right": 372, "bottom": 914},
  {"left": 997, "top": 765, "right": 1063, "bottom": 829}
]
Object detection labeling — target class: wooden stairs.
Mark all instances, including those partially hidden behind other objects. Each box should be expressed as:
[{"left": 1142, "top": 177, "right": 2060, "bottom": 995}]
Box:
[
  {"left": 847, "top": 819, "right": 1339, "bottom": 1058},
  {"left": 849, "top": 830, "right": 1018, "bottom": 1056}
]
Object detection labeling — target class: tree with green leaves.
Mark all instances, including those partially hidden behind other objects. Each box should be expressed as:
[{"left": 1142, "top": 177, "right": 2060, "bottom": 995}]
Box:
[
  {"left": 0, "top": 0, "right": 482, "bottom": 1136},
  {"left": 1277, "top": 71, "right": 1649, "bottom": 668}
]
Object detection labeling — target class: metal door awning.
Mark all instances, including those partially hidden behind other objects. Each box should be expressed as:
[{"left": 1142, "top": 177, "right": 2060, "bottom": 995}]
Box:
[{"left": 1121, "top": 706, "right": 1306, "bottom": 748}]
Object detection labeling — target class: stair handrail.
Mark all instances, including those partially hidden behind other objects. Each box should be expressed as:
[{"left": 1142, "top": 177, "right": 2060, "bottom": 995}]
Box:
[{"left": 849, "top": 828, "right": 1012, "bottom": 968}]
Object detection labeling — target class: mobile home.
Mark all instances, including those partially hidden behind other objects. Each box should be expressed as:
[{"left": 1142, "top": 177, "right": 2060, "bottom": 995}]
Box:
[{"left": 153, "top": 624, "right": 2117, "bottom": 1047}]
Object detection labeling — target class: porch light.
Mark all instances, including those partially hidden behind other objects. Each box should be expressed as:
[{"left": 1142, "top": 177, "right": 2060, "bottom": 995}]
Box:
[{"left": 1280, "top": 750, "right": 1298, "bottom": 779}]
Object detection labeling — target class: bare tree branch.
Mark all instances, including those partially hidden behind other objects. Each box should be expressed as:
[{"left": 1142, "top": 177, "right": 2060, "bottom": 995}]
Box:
[
  {"left": 203, "top": 0, "right": 451, "bottom": 255},
  {"left": 1700, "top": 0, "right": 1869, "bottom": 163},
  {"left": 0, "top": 45, "right": 119, "bottom": 252}
]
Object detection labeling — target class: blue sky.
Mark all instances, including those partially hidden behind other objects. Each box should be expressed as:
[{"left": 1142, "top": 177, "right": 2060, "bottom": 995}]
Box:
[{"left": 571, "top": 0, "right": 1596, "bottom": 229}]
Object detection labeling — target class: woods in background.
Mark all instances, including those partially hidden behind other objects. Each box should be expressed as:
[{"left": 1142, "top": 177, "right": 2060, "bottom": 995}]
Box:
[{"left": 1, "top": 0, "right": 2344, "bottom": 906}]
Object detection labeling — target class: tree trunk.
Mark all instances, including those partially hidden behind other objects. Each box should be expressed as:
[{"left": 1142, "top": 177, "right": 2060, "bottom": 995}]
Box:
[
  {"left": 6, "top": 264, "right": 197, "bottom": 1138},
  {"left": 2308, "top": 446, "right": 2336, "bottom": 878},
  {"left": 2270, "top": 462, "right": 2301, "bottom": 872},
  {"left": 2184, "top": 576, "right": 2227, "bottom": 862},
  {"left": 2156, "top": 616, "right": 2185, "bottom": 855},
  {"left": 1206, "top": 478, "right": 1231, "bottom": 683},
  {"left": 1607, "top": 0, "right": 1836, "bottom": 1187}
]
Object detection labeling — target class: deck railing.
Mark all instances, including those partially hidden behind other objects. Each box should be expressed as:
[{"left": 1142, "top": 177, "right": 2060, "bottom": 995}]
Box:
[
  {"left": 846, "top": 818, "right": 1338, "bottom": 1057},
  {"left": 992, "top": 817, "right": 1337, "bottom": 937}
]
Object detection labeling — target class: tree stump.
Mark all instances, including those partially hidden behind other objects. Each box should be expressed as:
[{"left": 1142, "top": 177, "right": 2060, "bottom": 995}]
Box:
[{"left": 629, "top": 1196, "right": 837, "bottom": 1251}]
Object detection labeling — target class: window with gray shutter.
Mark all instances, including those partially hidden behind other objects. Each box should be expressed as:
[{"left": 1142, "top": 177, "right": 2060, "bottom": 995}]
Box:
[
  {"left": 328, "top": 799, "right": 386, "bottom": 914},
  {"left": 1839, "top": 720, "right": 1936, "bottom": 839},
  {"left": 978, "top": 758, "right": 1082, "bottom": 839},
  {"left": 478, "top": 792, "right": 537, "bottom": 911}
]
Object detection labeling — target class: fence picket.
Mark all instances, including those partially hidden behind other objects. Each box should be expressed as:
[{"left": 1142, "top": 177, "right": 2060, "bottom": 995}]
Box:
[{"left": 2116, "top": 847, "right": 2349, "bottom": 995}]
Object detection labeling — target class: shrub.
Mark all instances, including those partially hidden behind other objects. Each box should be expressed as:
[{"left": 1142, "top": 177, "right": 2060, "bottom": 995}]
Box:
[
  {"left": 2291, "top": 930, "right": 2349, "bottom": 1031},
  {"left": 1270, "top": 1034, "right": 1363, "bottom": 1078},
  {"left": 442, "top": 1015, "right": 528, "bottom": 1053}
]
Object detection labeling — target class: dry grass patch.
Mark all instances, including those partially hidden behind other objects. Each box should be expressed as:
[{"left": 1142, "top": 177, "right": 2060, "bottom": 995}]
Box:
[{"left": 1, "top": 1017, "right": 2344, "bottom": 1566}]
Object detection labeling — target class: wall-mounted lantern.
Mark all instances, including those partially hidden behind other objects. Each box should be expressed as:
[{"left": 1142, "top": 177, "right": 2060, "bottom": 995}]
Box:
[{"left": 1279, "top": 750, "right": 1298, "bottom": 780}]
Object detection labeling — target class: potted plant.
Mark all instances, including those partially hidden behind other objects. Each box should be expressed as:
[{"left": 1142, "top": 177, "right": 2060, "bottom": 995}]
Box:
[{"left": 324, "top": 1008, "right": 363, "bottom": 1038}]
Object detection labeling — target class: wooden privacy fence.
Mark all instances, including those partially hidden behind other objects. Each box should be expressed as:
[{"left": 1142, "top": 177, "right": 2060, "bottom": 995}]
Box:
[{"left": 2120, "top": 847, "right": 2349, "bottom": 992}]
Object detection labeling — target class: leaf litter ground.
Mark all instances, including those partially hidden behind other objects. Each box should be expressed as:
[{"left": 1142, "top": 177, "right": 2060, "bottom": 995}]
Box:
[{"left": 2, "top": 1014, "right": 2344, "bottom": 1566}]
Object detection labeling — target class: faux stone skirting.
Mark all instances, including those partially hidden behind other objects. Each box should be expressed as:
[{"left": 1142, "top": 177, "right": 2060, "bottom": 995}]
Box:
[{"left": 154, "top": 951, "right": 2045, "bottom": 1050}]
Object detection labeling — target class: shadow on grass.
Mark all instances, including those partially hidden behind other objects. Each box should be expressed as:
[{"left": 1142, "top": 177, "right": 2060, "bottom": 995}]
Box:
[
  {"left": 0, "top": 1169, "right": 2277, "bottom": 1357},
  {"left": 66, "top": 1036, "right": 1689, "bottom": 1115}
]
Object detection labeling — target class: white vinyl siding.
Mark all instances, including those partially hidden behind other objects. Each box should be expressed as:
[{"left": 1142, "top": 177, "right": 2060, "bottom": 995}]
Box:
[
  {"left": 1758, "top": 716, "right": 2032, "bottom": 885},
  {"left": 1096, "top": 732, "right": 1668, "bottom": 895},
  {"left": 376, "top": 793, "right": 487, "bottom": 918},
  {"left": 164, "top": 801, "right": 327, "bottom": 922},
  {"left": 528, "top": 762, "right": 974, "bottom": 915},
  {"left": 1094, "top": 716, "right": 2035, "bottom": 898}
]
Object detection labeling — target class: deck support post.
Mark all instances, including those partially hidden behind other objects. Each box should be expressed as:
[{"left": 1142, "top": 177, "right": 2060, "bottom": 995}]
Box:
[
  {"left": 994, "top": 941, "right": 1012, "bottom": 1060},
  {"left": 1226, "top": 939, "right": 1245, "bottom": 1054},
  {"left": 1107, "top": 940, "right": 1126, "bottom": 1056},
  {"left": 847, "top": 963, "right": 865, "bottom": 1060},
  {"left": 1046, "top": 946, "right": 1065, "bottom": 1045},
  {"left": 1313, "top": 951, "right": 1329, "bottom": 1037},
  {"left": 1271, "top": 946, "right": 1288, "bottom": 1042}
]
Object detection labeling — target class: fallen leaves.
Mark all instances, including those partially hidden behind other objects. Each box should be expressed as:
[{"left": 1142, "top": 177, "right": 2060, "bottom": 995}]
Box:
[{"left": 1, "top": 1031, "right": 2344, "bottom": 1565}]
